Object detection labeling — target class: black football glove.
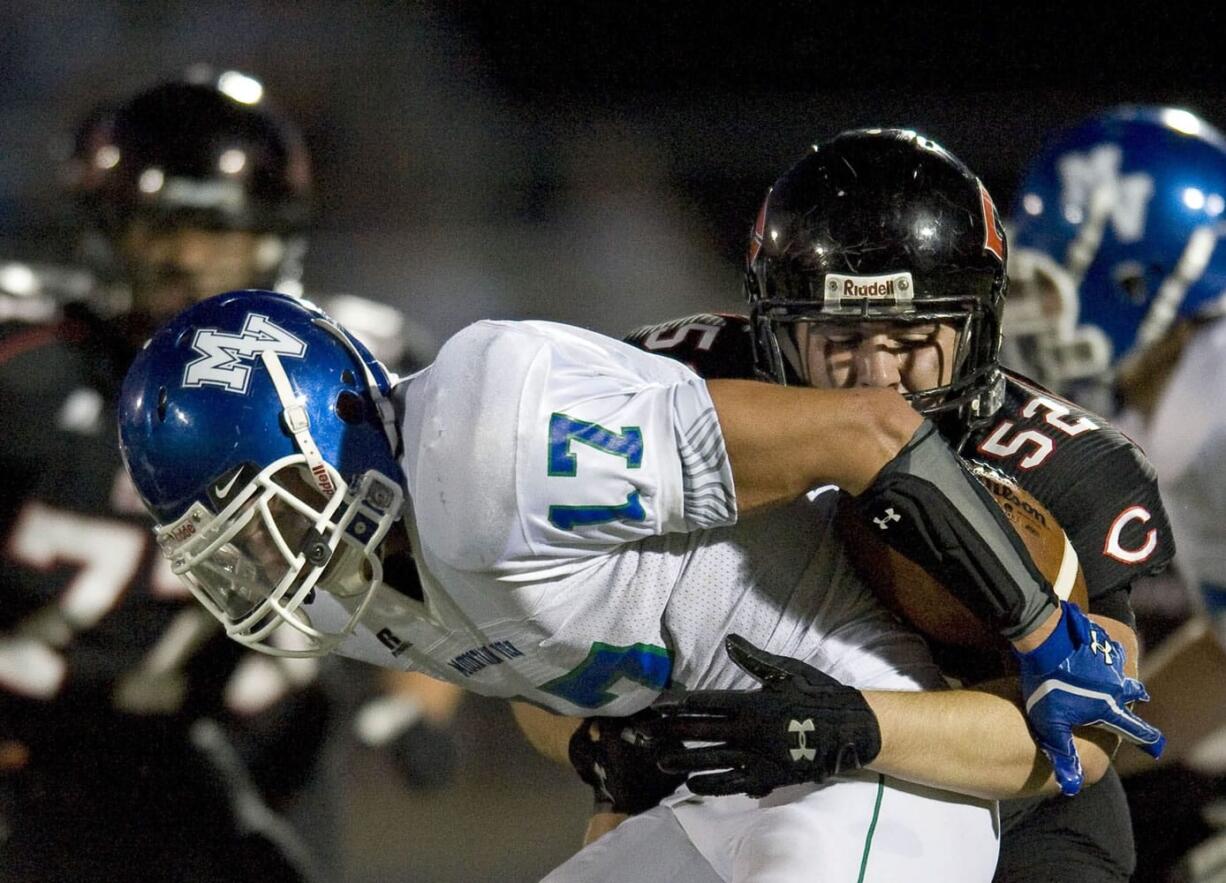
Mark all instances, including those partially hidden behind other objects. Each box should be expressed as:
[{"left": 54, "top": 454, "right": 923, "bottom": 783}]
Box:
[
  {"left": 568, "top": 711, "right": 686, "bottom": 814},
  {"left": 636, "top": 634, "right": 882, "bottom": 798}
]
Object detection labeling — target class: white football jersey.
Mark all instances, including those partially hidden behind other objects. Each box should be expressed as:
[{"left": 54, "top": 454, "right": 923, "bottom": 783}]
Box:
[
  {"left": 1121, "top": 316, "right": 1226, "bottom": 637},
  {"left": 328, "top": 320, "right": 942, "bottom": 716}
]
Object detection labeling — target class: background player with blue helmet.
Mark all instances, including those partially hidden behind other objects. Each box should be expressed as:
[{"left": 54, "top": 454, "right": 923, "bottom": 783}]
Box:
[
  {"left": 1006, "top": 104, "right": 1226, "bottom": 880},
  {"left": 1005, "top": 106, "right": 1226, "bottom": 410}
]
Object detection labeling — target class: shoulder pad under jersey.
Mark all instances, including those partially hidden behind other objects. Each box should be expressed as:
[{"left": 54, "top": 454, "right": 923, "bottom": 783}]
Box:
[{"left": 962, "top": 369, "right": 1175, "bottom": 597}]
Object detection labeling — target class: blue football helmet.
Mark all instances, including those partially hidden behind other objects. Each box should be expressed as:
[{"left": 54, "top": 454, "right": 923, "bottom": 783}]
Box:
[
  {"left": 118, "top": 290, "right": 405, "bottom": 657},
  {"left": 1005, "top": 106, "right": 1226, "bottom": 395}
]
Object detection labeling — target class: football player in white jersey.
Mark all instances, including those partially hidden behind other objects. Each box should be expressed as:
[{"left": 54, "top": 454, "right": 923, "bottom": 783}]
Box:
[
  {"left": 1004, "top": 105, "right": 1226, "bottom": 879},
  {"left": 115, "top": 283, "right": 1159, "bottom": 879}
]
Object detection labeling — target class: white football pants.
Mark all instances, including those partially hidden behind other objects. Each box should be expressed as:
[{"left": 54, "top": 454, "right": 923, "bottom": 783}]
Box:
[{"left": 544, "top": 773, "right": 999, "bottom": 883}]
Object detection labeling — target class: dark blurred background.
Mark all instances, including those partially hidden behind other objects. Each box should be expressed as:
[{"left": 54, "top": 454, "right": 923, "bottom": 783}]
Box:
[
  {"left": 5, "top": 2, "right": 1224, "bottom": 340},
  {"left": 1, "top": 3, "right": 1221, "bottom": 880}
]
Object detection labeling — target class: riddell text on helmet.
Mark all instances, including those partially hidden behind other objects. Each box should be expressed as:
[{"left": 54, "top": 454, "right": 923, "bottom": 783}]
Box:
[{"left": 824, "top": 272, "right": 914, "bottom": 304}]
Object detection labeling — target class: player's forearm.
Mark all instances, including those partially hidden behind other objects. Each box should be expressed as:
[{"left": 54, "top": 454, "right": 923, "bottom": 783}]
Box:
[
  {"left": 705, "top": 379, "right": 921, "bottom": 508},
  {"left": 864, "top": 682, "right": 1112, "bottom": 799},
  {"left": 709, "top": 379, "right": 1058, "bottom": 641},
  {"left": 869, "top": 614, "right": 1136, "bottom": 798},
  {"left": 510, "top": 703, "right": 633, "bottom": 849},
  {"left": 511, "top": 701, "right": 583, "bottom": 766}
]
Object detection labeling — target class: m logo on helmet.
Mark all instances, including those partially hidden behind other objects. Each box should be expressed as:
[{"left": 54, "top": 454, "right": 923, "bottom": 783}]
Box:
[
  {"left": 182, "top": 313, "right": 307, "bottom": 394},
  {"left": 1058, "top": 144, "right": 1155, "bottom": 243}
]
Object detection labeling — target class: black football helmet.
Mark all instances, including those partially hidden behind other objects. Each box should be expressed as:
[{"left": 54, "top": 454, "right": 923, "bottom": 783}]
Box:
[
  {"left": 67, "top": 68, "right": 312, "bottom": 235},
  {"left": 64, "top": 68, "right": 313, "bottom": 293},
  {"left": 745, "top": 129, "right": 1008, "bottom": 427}
]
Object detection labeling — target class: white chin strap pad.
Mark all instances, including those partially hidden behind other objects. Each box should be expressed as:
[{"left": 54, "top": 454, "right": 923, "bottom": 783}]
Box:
[{"left": 261, "top": 349, "right": 337, "bottom": 498}]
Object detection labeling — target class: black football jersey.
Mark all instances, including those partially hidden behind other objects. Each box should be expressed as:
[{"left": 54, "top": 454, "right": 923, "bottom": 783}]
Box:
[
  {"left": 960, "top": 370, "right": 1173, "bottom": 621},
  {"left": 627, "top": 313, "right": 1152, "bottom": 861},
  {"left": 625, "top": 313, "right": 1174, "bottom": 625},
  {"left": 624, "top": 313, "right": 760, "bottom": 379}
]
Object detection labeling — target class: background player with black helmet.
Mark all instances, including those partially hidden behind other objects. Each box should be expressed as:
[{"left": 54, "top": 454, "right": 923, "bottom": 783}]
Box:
[
  {"left": 0, "top": 68, "right": 436, "bottom": 880},
  {"left": 65, "top": 67, "right": 312, "bottom": 334},
  {"left": 571, "top": 129, "right": 1172, "bottom": 881},
  {"left": 1005, "top": 105, "right": 1226, "bottom": 881}
]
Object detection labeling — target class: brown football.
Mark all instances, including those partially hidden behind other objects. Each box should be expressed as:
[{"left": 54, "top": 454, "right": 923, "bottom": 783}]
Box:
[{"left": 836, "top": 464, "right": 1089, "bottom": 650}]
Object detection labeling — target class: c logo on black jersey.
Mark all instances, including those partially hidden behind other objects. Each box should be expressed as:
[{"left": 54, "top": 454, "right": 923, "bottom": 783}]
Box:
[{"left": 1104, "top": 505, "right": 1158, "bottom": 564}]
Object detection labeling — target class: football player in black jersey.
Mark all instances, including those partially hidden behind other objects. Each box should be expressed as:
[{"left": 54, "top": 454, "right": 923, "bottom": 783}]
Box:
[
  {"left": 597, "top": 130, "right": 1172, "bottom": 882},
  {"left": 0, "top": 70, "right": 331, "bottom": 881}
]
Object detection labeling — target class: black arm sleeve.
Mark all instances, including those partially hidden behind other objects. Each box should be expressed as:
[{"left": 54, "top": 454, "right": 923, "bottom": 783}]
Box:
[{"left": 856, "top": 421, "right": 1059, "bottom": 641}]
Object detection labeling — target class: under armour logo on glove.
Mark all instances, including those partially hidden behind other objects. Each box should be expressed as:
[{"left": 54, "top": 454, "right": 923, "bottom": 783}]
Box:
[
  {"left": 1017, "top": 601, "right": 1164, "bottom": 796},
  {"left": 788, "top": 718, "right": 816, "bottom": 761},
  {"left": 635, "top": 635, "right": 882, "bottom": 798},
  {"left": 873, "top": 508, "right": 902, "bottom": 530},
  {"left": 1089, "top": 629, "right": 1115, "bottom": 665}
]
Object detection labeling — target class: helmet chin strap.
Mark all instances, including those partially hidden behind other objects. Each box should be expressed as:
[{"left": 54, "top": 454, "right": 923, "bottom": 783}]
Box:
[{"left": 260, "top": 349, "right": 337, "bottom": 498}]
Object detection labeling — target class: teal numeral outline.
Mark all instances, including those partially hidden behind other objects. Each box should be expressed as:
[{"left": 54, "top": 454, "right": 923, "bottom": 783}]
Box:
[
  {"left": 548, "top": 491, "right": 645, "bottom": 531},
  {"left": 540, "top": 641, "right": 673, "bottom": 708},
  {"left": 548, "top": 412, "right": 643, "bottom": 475},
  {"left": 547, "top": 412, "right": 646, "bottom": 529}
]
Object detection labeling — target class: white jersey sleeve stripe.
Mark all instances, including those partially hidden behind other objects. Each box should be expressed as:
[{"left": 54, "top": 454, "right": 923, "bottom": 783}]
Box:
[{"left": 674, "top": 392, "right": 736, "bottom": 531}]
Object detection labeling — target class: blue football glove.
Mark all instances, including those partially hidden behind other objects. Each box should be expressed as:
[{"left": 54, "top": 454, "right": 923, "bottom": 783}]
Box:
[{"left": 1016, "top": 601, "right": 1165, "bottom": 796}]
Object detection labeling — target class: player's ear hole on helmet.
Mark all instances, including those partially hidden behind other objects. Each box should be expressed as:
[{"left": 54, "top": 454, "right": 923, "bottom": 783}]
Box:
[
  {"left": 381, "top": 540, "right": 424, "bottom": 603},
  {"left": 1112, "top": 262, "right": 1152, "bottom": 306},
  {"left": 334, "top": 390, "right": 365, "bottom": 425}
]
